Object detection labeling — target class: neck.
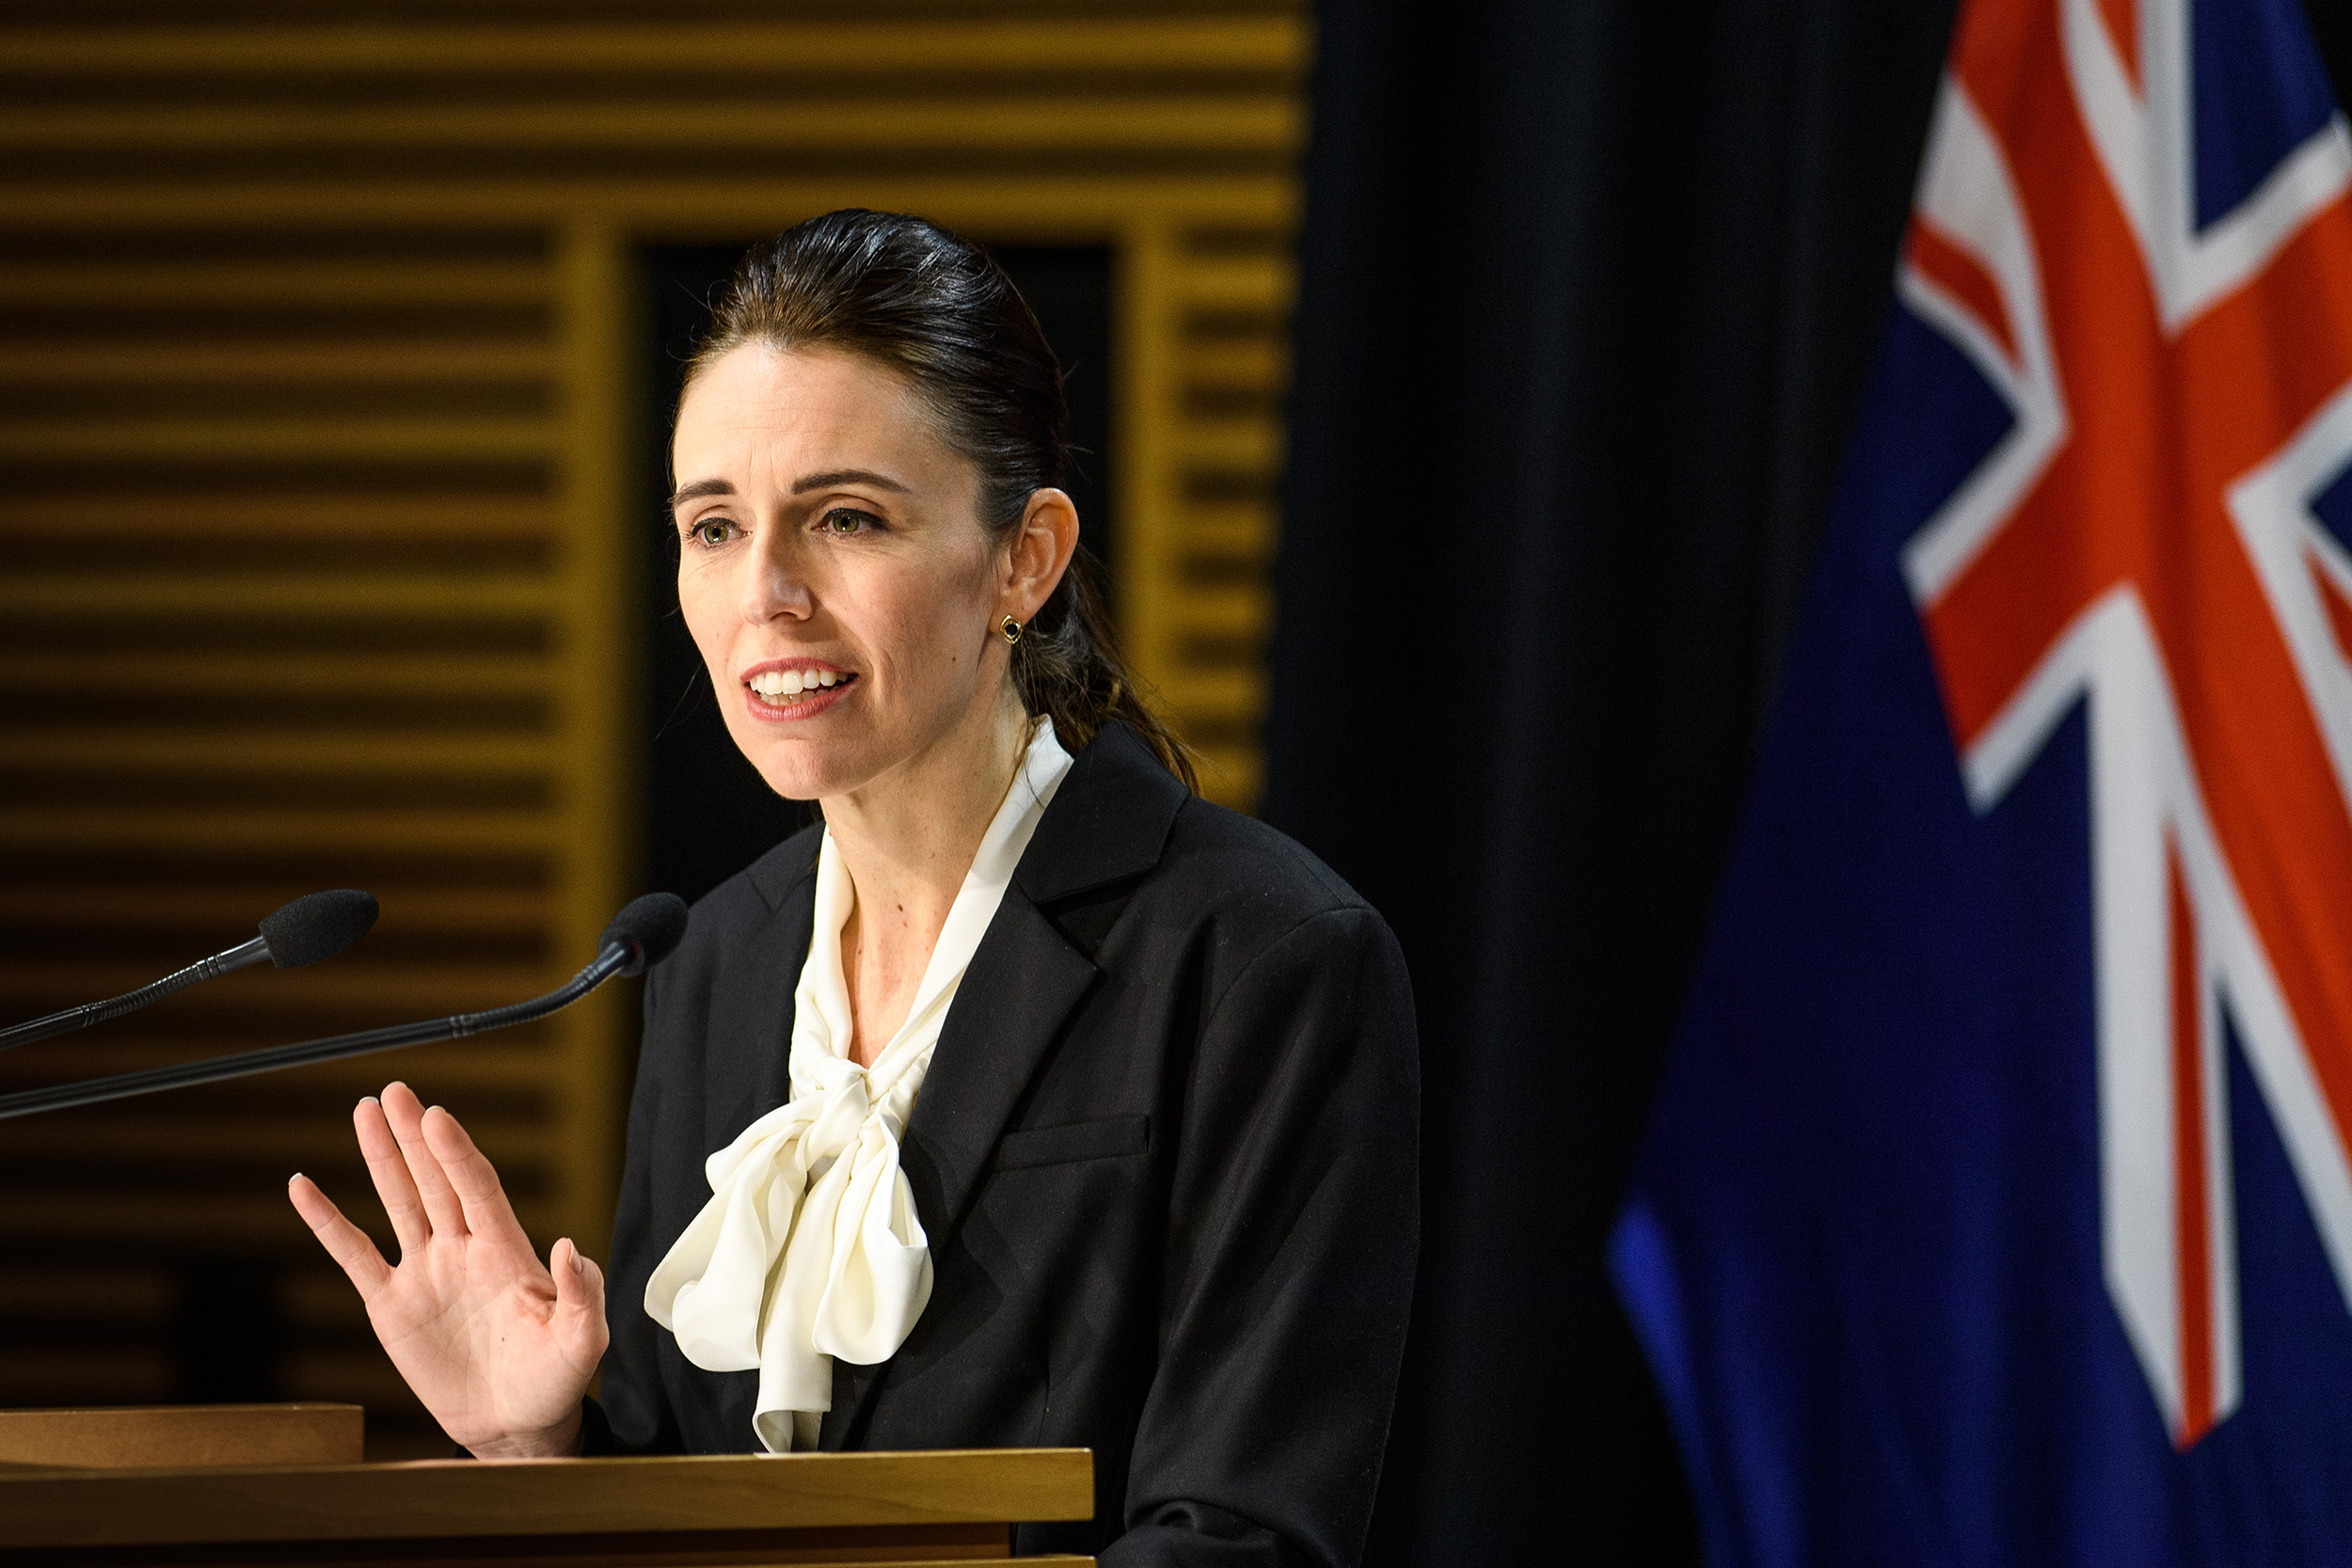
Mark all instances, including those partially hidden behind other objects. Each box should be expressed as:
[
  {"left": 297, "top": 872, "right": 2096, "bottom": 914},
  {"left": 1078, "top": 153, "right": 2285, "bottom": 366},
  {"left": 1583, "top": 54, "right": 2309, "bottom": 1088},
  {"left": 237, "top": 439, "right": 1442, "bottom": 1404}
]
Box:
[{"left": 820, "top": 687, "right": 1032, "bottom": 1041}]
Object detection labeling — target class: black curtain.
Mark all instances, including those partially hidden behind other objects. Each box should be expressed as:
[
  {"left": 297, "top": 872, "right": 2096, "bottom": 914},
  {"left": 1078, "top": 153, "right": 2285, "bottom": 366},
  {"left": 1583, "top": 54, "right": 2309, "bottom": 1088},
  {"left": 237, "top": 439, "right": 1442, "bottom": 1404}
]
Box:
[
  {"left": 1273, "top": 2, "right": 2352, "bottom": 1563},
  {"left": 1267, "top": 3, "right": 1958, "bottom": 1561}
]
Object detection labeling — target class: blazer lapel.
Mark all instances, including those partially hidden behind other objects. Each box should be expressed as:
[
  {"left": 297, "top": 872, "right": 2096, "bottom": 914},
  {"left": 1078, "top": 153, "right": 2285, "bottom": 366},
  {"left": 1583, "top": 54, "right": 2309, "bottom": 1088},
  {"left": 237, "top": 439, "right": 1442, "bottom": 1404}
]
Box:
[
  {"left": 826, "top": 885, "right": 1097, "bottom": 1449},
  {"left": 703, "top": 826, "right": 821, "bottom": 1148},
  {"left": 823, "top": 724, "right": 1188, "bottom": 1447},
  {"left": 899, "top": 887, "right": 1100, "bottom": 1241},
  {"left": 902, "top": 722, "right": 1187, "bottom": 1242}
]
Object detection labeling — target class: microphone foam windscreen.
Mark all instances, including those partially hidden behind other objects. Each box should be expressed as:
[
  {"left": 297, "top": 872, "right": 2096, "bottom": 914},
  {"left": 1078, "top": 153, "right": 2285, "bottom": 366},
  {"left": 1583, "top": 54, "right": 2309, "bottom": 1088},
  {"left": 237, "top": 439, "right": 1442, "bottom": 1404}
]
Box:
[
  {"left": 258, "top": 889, "right": 380, "bottom": 969},
  {"left": 602, "top": 893, "right": 691, "bottom": 975}
]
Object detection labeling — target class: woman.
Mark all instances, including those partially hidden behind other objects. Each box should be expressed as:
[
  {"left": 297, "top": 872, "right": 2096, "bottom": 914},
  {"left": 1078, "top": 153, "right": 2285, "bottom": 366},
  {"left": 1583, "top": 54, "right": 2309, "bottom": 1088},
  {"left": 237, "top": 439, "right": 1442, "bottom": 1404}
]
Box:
[{"left": 289, "top": 210, "right": 1419, "bottom": 1567}]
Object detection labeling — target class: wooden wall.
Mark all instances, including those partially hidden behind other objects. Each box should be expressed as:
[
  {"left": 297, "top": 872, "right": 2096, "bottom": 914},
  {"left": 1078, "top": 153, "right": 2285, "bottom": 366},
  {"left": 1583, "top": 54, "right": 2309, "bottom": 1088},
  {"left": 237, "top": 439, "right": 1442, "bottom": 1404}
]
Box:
[{"left": 0, "top": 4, "right": 1302, "bottom": 1454}]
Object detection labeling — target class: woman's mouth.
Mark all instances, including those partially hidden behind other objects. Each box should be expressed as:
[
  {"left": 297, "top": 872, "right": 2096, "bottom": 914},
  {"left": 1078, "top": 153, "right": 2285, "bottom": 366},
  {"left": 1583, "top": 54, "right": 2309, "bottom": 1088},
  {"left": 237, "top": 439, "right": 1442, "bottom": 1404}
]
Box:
[{"left": 743, "top": 665, "right": 857, "bottom": 719}]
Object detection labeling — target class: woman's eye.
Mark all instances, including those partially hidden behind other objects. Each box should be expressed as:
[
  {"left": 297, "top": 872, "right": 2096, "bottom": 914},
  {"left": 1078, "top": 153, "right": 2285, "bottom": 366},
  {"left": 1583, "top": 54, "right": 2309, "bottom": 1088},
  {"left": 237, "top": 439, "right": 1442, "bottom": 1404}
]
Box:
[
  {"left": 689, "top": 517, "right": 739, "bottom": 547},
  {"left": 821, "top": 508, "right": 879, "bottom": 535}
]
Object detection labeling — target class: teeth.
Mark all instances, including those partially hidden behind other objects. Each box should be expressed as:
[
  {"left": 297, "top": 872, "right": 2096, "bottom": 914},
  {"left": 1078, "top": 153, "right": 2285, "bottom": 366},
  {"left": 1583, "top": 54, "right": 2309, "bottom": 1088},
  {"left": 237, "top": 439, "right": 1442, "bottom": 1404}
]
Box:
[{"left": 749, "top": 669, "right": 847, "bottom": 699}]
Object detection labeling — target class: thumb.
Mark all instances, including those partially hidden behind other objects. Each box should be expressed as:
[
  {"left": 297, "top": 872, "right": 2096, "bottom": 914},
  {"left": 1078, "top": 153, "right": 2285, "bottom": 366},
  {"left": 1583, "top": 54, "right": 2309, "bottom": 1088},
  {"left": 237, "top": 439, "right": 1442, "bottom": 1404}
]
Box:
[{"left": 551, "top": 1238, "right": 610, "bottom": 1354}]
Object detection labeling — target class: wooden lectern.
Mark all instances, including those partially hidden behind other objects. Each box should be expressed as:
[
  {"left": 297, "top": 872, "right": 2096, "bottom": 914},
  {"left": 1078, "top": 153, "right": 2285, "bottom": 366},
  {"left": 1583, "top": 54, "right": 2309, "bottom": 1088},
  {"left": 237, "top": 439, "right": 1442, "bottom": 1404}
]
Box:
[{"left": 0, "top": 1404, "right": 1095, "bottom": 1566}]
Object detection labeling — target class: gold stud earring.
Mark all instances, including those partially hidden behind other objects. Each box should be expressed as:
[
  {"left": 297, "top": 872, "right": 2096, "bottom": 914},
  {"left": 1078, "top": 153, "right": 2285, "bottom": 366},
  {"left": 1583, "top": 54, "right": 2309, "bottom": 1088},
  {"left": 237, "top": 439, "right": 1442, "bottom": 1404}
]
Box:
[{"left": 1000, "top": 615, "right": 1024, "bottom": 645}]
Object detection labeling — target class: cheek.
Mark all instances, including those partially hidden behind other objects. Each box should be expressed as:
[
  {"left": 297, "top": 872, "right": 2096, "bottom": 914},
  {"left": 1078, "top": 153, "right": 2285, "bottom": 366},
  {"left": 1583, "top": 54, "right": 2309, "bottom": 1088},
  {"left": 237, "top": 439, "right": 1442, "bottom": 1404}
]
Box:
[
  {"left": 867, "top": 560, "right": 991, "bottom": 686},
  {"left": 927, "top": 559, "right": 998, "bottom": 651},
  {"left": 675, "top": 558, "right": 735, "bottom": 670}
]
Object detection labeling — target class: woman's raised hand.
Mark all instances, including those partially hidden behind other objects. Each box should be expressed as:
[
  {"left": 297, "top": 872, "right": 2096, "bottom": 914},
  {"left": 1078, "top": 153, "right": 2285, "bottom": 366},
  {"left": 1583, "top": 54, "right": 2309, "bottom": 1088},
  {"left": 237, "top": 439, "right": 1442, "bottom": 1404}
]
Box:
[{"left": 287, "top": 1081, "right": 607, "bottom": 1457}]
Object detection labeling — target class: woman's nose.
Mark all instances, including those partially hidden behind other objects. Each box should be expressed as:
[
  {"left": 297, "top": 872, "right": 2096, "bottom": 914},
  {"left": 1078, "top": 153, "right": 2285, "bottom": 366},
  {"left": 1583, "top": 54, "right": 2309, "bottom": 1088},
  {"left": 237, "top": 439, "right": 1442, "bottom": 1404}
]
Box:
[{"left": 741, "top": 532, "right": 814, "bottom": 625}]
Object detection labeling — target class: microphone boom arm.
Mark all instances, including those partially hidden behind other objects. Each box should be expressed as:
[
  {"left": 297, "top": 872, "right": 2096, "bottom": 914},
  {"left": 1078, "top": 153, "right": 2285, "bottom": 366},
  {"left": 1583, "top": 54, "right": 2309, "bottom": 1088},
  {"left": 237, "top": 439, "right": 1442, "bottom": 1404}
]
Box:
[
  {"left": 0, "top": 944, "right": 629, "bottom": 1122},
  {"left": 0, "top": 936, "right": 272, "bottom": 1053},
  {"left": 0, "top": 889, "right": 380, "bottom": 1054}
]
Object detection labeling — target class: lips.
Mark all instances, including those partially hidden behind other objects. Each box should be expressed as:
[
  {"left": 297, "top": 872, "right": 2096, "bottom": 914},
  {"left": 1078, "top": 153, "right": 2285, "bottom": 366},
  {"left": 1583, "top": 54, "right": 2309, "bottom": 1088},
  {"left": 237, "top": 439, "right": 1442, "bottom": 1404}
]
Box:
[{"left": 739, "top": 661, "right": 857, "bottom": 721}]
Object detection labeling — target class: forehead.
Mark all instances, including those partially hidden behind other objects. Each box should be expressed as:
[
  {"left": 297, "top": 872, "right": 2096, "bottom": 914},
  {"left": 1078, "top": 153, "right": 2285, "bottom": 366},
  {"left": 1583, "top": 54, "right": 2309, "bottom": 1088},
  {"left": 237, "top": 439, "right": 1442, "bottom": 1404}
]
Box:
[{"left": 672, "top": 342, "right": 946, "bottom": 475}]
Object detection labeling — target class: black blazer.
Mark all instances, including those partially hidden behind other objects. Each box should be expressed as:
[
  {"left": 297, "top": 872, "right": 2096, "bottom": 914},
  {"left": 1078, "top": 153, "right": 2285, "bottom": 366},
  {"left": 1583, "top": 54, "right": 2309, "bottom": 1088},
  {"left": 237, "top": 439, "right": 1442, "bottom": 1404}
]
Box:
[{"left": 592, "top": 722, "right": 1420, "bottom": 1567}]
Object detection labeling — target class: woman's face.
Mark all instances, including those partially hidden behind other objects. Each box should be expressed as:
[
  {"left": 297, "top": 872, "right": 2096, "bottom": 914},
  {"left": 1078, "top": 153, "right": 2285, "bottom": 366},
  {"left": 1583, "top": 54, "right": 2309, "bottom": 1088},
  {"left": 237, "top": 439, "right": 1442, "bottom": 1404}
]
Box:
[{"left": 670, "top": 342, "right": 1016, "bottom": 802}]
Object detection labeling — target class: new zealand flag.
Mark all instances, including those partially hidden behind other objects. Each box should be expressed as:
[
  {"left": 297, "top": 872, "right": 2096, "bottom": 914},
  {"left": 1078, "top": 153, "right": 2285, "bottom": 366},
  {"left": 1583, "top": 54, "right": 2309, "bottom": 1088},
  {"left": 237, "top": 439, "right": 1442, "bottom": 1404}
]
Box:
[{"left": 1613, "top": 0, "right": 2352, "bottom": 1560}]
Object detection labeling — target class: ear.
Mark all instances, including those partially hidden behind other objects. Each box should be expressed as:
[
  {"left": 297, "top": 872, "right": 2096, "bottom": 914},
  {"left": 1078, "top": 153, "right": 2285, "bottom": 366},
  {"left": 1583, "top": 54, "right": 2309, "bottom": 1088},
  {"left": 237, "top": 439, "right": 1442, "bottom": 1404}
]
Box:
[{"left": 1002, "top": 487, "right": 1081, "bottom": 623}]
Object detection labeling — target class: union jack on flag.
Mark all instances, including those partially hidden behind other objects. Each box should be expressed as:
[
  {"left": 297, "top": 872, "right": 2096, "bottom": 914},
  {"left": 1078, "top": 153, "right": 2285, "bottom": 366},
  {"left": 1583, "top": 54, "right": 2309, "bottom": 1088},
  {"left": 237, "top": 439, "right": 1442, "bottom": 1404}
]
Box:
[{"left": 1615, "top": 0, "right": 2352, "bottom": 1560}]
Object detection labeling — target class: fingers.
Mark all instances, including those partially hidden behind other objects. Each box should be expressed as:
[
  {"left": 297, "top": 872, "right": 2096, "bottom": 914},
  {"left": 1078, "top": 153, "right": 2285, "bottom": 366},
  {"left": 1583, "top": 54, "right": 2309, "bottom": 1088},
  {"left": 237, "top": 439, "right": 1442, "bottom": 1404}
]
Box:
[
  {"left": 288, "top": 1173, "right": 393, "bottom": 1298},
  {"left": 379, "top": 1081, "right": 469, "bottom": 1241},
  {"left": 354, "top": 1095, "right": 429, "bottom": 1255},
  {"left": 420, "top": 1101, "right": 532, "bottom": 1254}
]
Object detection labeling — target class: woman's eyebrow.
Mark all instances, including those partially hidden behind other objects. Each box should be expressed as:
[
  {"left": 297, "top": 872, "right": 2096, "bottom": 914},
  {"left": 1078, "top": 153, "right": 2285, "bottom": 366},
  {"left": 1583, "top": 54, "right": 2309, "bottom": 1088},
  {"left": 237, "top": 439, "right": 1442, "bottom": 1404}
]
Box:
[
  {"left": 669, "top": 478, "right": 734, "bottom": 509},
  {"left": 792, "top": 468, "right": 911, "bottom": 495}
]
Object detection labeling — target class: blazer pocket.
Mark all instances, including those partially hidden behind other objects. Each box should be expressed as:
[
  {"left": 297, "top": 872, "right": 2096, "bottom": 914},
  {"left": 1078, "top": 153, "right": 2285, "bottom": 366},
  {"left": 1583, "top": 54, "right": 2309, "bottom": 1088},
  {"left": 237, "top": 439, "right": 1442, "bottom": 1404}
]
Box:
[{"left": 993, "top": 1114, "right": 1151, "bottom": 1171}]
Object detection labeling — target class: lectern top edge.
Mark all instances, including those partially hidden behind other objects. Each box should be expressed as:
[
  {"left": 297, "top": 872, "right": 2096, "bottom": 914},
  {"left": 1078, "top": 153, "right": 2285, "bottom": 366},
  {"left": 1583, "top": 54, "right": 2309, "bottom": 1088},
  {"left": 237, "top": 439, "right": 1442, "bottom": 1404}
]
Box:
[
  {"left": 0, "top": 1403, "right": 359, "bottom": 1418},
  {"left": 0, "top": 1402, "right": 365, "bottom": 1471},
  {"left": 0, "top": 1446, "right": 1097, "bottom": 1551}
]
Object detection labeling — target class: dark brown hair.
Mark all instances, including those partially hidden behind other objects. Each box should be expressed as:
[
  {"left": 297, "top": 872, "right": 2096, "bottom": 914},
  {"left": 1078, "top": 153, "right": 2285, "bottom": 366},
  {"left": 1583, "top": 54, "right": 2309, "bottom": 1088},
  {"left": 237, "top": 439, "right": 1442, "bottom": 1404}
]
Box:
[{"left": 683, "top": 209, "right": 1196, "bottom": 790}]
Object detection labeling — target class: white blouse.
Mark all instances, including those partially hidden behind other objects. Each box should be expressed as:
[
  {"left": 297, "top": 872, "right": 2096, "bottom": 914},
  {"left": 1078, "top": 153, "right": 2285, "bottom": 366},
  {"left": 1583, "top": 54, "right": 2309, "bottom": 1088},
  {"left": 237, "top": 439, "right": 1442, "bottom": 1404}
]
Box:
[{"left": 643, "top": 719, "right": 1075, "bottom": 1451}]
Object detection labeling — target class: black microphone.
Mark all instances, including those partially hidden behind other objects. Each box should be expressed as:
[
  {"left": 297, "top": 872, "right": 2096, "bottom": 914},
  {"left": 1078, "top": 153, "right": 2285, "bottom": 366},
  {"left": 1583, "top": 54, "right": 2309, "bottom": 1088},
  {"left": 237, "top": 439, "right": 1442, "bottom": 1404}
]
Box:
[
  {"left": 0, "top": 889, "right": 381, "bottom": 1053},
  {"left": 0, "top": 893, "right": 689, "bottom": 1121}
]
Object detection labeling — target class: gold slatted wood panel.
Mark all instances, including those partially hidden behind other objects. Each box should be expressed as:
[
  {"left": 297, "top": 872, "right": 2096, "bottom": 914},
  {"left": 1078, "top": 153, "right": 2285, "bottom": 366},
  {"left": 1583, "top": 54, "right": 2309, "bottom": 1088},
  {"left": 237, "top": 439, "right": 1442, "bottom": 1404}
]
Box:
[
  {"left": 0, "top": 224, "right": 618, "bottom": 1438},
  {"left": 0, "top": 5, "right": 1301, "bottom": 1454}
]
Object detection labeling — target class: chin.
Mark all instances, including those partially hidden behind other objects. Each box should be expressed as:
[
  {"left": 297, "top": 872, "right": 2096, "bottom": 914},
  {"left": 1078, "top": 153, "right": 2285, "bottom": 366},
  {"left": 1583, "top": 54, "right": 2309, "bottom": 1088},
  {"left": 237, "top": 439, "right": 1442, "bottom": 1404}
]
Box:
[
  {"left": 745, "top": 749, "right": 851, "bottom": 803},
  {"left": 733, "top": 729, "right": 878, "bottom": 803},
  {"left": 723, "top": 689, "right": 984, "bottom": 805}
]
